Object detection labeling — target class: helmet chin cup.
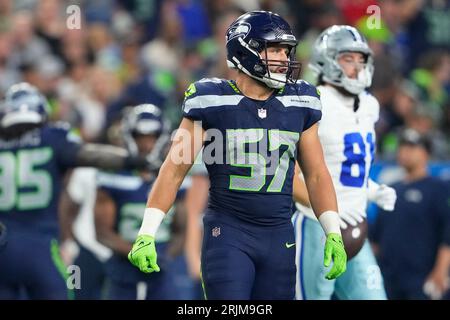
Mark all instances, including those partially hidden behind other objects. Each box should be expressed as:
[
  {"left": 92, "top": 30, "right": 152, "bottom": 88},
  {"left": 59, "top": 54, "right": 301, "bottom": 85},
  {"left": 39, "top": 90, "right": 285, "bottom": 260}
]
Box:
[
  {"left": 341, "top": 77, "right": 366, "bottom": 95},
  {"left": 341, "top": 68, "right": 372, "bottom": 95}
]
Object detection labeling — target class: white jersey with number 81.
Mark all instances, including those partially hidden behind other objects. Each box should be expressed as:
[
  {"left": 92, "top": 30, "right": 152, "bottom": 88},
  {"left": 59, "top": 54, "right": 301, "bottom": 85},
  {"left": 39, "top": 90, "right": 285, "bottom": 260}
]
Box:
[{"left": 297, "top": 85, "right": 379, "bottom": 219}]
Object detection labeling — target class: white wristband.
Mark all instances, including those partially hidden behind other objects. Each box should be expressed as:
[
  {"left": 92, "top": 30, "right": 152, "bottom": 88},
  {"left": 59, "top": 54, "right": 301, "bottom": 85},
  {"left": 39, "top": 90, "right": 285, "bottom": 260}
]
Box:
[
  {"left": 318, "top": 211, "right": 342, "bottom": 236},
  {"left": 138, "top": 207, "right": 166, "bottom": 237}
]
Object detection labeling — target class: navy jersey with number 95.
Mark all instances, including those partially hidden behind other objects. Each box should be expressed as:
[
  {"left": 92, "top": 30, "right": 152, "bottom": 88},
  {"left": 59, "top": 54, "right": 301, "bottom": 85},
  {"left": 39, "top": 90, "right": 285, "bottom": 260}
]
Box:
[{"left": 0, "top": 123, "right": 81, "bottom": 236}]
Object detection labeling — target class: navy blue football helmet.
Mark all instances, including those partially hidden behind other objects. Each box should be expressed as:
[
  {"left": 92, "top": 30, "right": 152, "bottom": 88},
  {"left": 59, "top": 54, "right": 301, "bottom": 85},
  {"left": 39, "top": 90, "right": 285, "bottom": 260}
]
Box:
[
  {"left": 1, "top": 82, "right": 50, "bottom": 128},
  {"left": 226, "top": 11, "right": 300, "bottom": 89},
  {"left": 122, "top": 104, "right": 169, "bottom": 163}
]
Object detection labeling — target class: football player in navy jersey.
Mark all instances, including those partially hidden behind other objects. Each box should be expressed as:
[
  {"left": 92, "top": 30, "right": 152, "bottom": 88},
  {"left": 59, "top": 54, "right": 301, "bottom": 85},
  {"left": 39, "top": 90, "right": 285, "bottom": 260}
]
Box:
[
  {"left": 0, "top": 83, "right": 155, "bottom": 299},
  {"left": 129, "top": 11, "right": 347, "bottom": 300},
  {"left": 94, "top": 104, "right": 185, "bottom": 300}
]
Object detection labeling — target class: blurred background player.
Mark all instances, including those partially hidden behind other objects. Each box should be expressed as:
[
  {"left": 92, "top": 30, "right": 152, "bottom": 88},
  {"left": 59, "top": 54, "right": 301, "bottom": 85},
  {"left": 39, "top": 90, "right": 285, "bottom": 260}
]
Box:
[
  {"left": 0, "top": 83, "right": 154, "bottom": 299},
  {"left": 370, "top": 128, "right": 450, "bottom": 300},
  {"left": 293, "top": 25, "right": 397, "bottom": 300},
  {"left": 94, "top": 104, "right": 187, "bottom": 300},
  {"left": 128, "top": 10, "right": 347, "bottom": 300},
  {"left": 58, "top": 167, "right": 112, "bottom": 300}
]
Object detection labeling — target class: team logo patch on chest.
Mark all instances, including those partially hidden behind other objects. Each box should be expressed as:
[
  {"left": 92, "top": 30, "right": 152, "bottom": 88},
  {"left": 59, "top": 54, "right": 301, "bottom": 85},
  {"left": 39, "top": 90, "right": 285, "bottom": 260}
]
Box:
[{"left": 258, "top": 108, "right": 267, "bottom": 119}]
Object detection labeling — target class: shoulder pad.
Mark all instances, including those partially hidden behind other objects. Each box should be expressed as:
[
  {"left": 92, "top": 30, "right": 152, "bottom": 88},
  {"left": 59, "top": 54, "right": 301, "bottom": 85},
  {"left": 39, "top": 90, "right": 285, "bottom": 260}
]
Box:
[
  {"left": 291, "top": 80, "right": 321, "bottom": 99},
  {"left": 47, "top": 122, "right": 82, "bottom": 143},
  {"left": 184, "top": 78, "right": 228, "bottom": 100}
]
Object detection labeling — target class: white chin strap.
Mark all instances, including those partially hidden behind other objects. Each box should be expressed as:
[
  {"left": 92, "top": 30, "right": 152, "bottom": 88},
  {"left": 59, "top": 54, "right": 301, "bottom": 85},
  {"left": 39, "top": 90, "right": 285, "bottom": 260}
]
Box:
[
  {"left": 341, "top": 68, "right": 372, "bottom": 95},
  {"left": 228, "top": 58, "right": 287, "bottom": 89}
]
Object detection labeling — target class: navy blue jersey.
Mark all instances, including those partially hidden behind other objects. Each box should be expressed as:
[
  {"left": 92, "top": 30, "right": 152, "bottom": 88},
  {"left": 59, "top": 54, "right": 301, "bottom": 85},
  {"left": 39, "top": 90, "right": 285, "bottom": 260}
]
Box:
[
  {"left": 96, "top": 171, "right": 175, "bottom": 245},
  {"left": 0, "top": 123, "right": 81, "bottom": 236},
  {"left": 370, "top": 177, "right": 450, "bottom": 289},
  {"left": 97, "top": 171, "right": 182, "bottom": 283},
  {"left": 182, "top": 78, "right": 322, "bottom": 225}
]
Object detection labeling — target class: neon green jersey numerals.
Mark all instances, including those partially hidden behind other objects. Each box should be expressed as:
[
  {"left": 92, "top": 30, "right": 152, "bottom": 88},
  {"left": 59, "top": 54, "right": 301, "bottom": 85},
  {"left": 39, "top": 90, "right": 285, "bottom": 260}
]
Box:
[
  {"left": 0, "top": 148, "right": 53, "bottom": 211},
  {"left": 227, "top": 129, "right": 299, "bottom": 192}
]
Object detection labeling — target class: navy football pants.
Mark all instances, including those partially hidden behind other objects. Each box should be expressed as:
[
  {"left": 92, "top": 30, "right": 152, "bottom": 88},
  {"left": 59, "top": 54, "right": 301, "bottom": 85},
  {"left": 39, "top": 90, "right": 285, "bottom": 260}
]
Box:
[{"left": 201, "top": 210, "right": 296, "bottom": 300}]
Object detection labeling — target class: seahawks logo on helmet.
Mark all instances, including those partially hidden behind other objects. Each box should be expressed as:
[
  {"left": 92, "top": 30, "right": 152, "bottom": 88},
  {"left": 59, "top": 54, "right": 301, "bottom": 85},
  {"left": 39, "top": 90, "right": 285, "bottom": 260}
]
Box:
[{"left": 226, "top": 22, "right": 251, "bottom": 42}]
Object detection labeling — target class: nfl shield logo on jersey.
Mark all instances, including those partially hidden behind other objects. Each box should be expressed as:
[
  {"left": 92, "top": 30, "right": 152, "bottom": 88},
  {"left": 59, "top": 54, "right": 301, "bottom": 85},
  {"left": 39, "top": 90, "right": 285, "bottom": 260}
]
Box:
[
  {"left": 258, "top": 108, "right": 267, "bottom": 119},
  {"left": 212, "top": 227, "right": 221, "bottom": 237}
]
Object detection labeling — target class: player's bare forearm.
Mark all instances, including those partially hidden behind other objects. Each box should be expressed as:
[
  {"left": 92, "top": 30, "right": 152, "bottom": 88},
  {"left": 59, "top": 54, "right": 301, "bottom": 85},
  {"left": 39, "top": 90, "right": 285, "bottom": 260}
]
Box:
[
  {"left": 297, "top": 123, "right": 338, "bottom": 217},
  {"left": 94, "top": 189, "right": 131, "bottom": 256},
  {"left": 303, "top": 166, "right": 337, "bottom": 218},
  {"left": 146, "top": 118, "right": 205, "bottom": 213},
  {"left": 432, "top": 245, "right": 450, "bottom": 275},
  {"left": 292, "top": 162, "right": 311, "bottom": 207},
  {"left": 146, "top": 159, "right": 192, "bottom": 212},
  {"left": 184, "top": 174, "right": 209, "bottom": 278},
  {"left": 58, "top": 189, "right": 80, "bottom": 242}
]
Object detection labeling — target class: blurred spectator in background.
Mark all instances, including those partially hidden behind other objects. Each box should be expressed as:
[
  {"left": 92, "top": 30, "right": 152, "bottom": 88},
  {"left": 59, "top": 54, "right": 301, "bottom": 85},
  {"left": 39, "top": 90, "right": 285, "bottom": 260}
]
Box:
[
  {"left": 404, "top": 0, "right": 450, "bottom": 73},
  {"left": 116, "top": 0, "right": 165, "bottom": 43},
  {"left": 34, "top": 0, "right": 65, "bottom": 58},
  {"left": 370, "top": 128, "right": 450, "bottom": 300},
  {"left": 10, "top": 10, "right": 53, "bottom": 69},
  {"left": 0, "top": 0, "right": 13, "bottom": 31},
  {"left": 410, "top": 50, "right": 450, "bottom": 122},
  {"left": 0, "top": 31, "right": 20, "bottom": 94}
]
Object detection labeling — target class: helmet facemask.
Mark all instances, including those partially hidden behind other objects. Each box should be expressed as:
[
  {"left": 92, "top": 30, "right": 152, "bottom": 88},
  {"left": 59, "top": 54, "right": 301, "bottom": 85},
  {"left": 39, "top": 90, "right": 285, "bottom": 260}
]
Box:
[
  {"left": 257, "top": 40, "right": 302, "bottom": 89},
  {"left": 332, "top": 52, "right": 373, "bottom": 95}
]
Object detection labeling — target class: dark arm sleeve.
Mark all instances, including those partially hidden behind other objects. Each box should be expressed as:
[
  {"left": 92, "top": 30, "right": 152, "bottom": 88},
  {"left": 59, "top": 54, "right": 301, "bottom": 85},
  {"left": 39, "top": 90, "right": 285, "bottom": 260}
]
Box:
[
  {"left": 52, "top": 124, "right": 149, "bottom": 171},
  {"left": 75, "top": 143, "right": 149, "bottom": 171}
]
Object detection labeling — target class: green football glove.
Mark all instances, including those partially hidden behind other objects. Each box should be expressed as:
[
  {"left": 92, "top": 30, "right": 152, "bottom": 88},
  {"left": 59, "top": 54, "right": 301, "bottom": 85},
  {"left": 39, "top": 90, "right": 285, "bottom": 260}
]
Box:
[
  {"left": 128, "top": 235, "right": 160, "bottom": 273},
  {"left": 324, "top": 233, "right": 347, "bottom": 280}
]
